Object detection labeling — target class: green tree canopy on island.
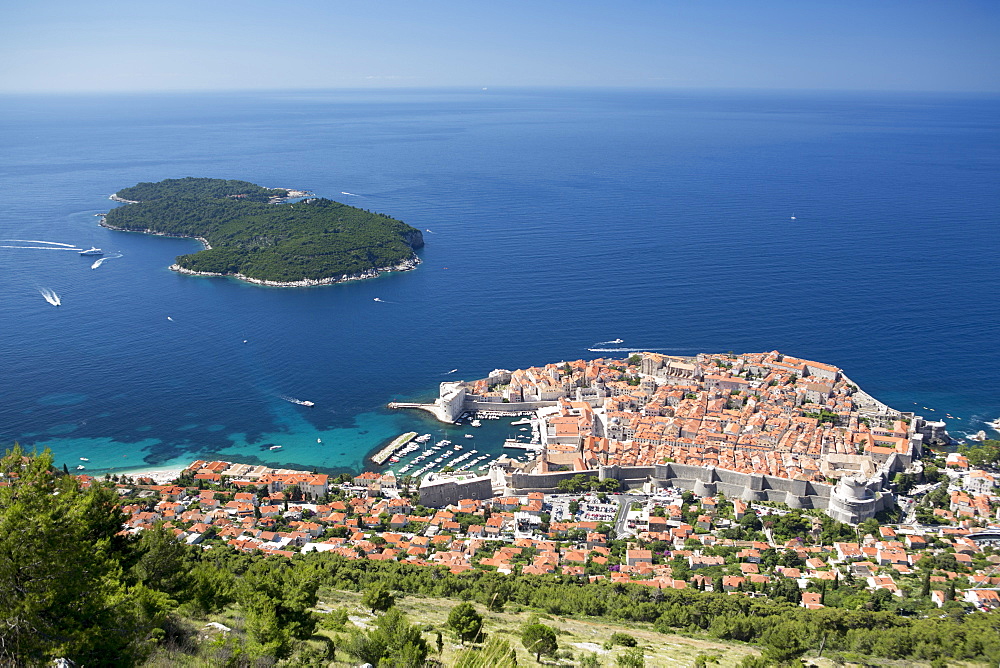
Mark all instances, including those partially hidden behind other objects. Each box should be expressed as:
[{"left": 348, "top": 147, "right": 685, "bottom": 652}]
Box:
[
  {"left": 116, "top": 177, "right": 288, "bottom": 203},
  {"left": 105, "top": 178, "right": 424, "bottom": 284}
]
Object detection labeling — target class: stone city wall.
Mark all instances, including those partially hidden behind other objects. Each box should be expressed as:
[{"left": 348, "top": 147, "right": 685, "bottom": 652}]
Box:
[
  {"left": 437, "top": 382, "right": 467, "bottom": 422},
  {"left": 463, "top": 400, "right": 560, "bottom": 413},
  {"left": 653, "top": 462, "right": 831, "bottom": 510},
  {"left": 509, "top": 465, "right": 655, "bottom": 494},
  {"left": 508, "top": 460, "right": 893, "bottom": 523},
  {"left": 419, "top": 475, "right": 493, "bottom": 508}
]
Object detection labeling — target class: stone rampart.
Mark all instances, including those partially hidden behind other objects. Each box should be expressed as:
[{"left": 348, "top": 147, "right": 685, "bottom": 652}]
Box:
[
  {"left": 463, "top": 400, "right": 559, "bottom": 413},
  {"left": 419, "top": 474, "right": 493, "bottom": 508},
  {"left": 509, "top": 465, "right": 654, "bottom": 493},
  {"left": 650, "top": 462, "right": 894, "bottom": 523},
  {"left": 653, "top": 462, "right": 830, "bottom": 508},
  {"left": 437, "top": 382, "right": 466, "bottom": 422}
]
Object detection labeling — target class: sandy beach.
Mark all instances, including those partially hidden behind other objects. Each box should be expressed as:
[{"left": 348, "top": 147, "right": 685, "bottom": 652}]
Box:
[{"left": 116, "top": 466, "right": 186, "bottom": 484}]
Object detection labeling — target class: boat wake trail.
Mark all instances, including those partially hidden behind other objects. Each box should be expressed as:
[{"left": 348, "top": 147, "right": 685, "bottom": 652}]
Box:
[
  {"left": 2, "top": 245, "right": 82, "bottom": 251},
  {"left": 38, "top": 287, "right": 61, "bottom": 306},
  {"left": 444, "top": 368, "right": 458, "bottom": 375},
  {"left": 340, "top": 191, "right": 360, "bottom": 197},
  {"left": 593, "top": 338, "right": 624, "bottom": 346},
  {"left": 280, "top": 395, "right": 315, "bottom": 407},
  {"left": 3, "top": 239, "right": 78, "bottom": 247},
  {"left": 586, "top": 346, "right": 690, "bottom": 353},
  {"left": 91, "top": 253, "right": 123, "bottom": 269}
]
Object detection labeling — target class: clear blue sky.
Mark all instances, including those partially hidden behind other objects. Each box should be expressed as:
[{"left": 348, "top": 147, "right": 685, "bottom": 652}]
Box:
[{"left": 1, "top": 0, "right": 997, "bottom": 93}]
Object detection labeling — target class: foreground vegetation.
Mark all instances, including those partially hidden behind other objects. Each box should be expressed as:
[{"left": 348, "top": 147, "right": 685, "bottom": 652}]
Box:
[
  {"left": 105, "top": 177, "right": 423, "bottom": 284},
  {"left": 3, "top": 446, "right": 1000, "bottom": 666}
]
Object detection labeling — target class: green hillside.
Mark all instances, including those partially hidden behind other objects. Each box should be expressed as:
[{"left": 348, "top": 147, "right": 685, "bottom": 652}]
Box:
[{"left": 115, "top": 177, "right": 287, "bottom": 203}]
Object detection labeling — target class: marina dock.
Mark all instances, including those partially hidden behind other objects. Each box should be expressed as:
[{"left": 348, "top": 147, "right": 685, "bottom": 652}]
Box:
[
  {"left": 503, "top": 439, "right": 542, "bottom": 451},
  {"left": 371, "top": 431, "right": 418, "bottom": 465}
]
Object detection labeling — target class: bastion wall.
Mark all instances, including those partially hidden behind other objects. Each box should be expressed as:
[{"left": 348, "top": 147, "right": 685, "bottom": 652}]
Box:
[{"left": 507, "top": 461, "right": 892, "bottom": 524}]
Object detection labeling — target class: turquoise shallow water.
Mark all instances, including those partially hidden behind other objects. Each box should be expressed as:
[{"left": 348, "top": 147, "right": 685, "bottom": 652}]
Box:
[{"left": 0, "top": 88, "right": 998, "bottom": 476}]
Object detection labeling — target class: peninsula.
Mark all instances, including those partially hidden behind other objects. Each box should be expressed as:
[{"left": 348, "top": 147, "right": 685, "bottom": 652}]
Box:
[
  {"left": 391, "top": 350, "right": 953, "bottom": 524},
  {"left": 101, "top": 177, "right": 424, "bottom": 286}
]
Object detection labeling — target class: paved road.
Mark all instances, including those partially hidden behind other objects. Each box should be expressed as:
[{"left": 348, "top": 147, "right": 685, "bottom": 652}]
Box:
[{"left": 614, "top": 494, "right": 643, "bottom": 537}]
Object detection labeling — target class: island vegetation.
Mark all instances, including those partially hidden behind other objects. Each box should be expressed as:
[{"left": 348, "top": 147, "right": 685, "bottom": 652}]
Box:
[
  {"left": 114, "top": 177, "right": 288, "bottom": 203},
  {"left": 103, "top": 177, "right": 424, "bottom": 286}
]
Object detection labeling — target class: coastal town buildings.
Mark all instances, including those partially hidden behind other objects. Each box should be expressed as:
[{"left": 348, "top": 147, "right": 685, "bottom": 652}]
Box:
[
  {"left": 79, "top": 452, "right": 1000, "bottom": 614},
  {"left": 11, "top": 350, "right": 996, "bottom": 617},
  {"left": 415, "top": 351, "right": 934, "bottom": 523}
]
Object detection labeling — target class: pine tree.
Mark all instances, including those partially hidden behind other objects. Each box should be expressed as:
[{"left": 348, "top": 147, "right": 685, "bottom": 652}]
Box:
[
  {"left": 345, "top": 607, "right": 428, "bottom": 668},
  {"left": 448, "top": 602, "right": 484, "bottom": 645},
  {"left": 362, "top": 584, "right": 396, "bottom": 613},
  {"left": 521, "top": 623, "right": 558, "bottom": 662},
  {"left": 237, "top": 559, "right": 319, "bottom": 659},
  {"left": 0, "top": 446, "right": 168, "bottom": 664}
]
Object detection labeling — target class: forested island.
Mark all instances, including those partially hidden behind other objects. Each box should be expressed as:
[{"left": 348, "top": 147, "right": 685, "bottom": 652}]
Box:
[{"left": 103, "top": 177, "right": 424, "bottom": 286}]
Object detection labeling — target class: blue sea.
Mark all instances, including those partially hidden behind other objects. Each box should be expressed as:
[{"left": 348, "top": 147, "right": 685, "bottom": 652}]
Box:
[{"left": 1, "top": 88, "right": 998, "bottom": 476}]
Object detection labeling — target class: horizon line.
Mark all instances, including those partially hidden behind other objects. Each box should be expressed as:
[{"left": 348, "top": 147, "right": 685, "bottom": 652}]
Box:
[{"left": 1, "top": 84, "right": 999, "bottom": 97}]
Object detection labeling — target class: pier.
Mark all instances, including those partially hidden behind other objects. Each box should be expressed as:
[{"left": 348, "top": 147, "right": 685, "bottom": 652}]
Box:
[
  {"left": 503, "top": 439, "right": 542, "bottom": 451},
  {"left": 371, "top": 431, "right": 418, "bottom": 465}
]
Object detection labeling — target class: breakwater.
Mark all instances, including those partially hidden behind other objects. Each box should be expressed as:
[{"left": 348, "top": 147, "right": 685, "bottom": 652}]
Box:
[{"left": 370, "top": 432, "right": 417, "bottom": 466}]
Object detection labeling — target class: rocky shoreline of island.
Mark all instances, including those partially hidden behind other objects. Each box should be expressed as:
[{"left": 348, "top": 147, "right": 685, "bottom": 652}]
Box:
[
  {"left": 98, "top": 215, "right": 214, "bottom": 250},
  {"left": 168, "top": 256, "right": 421, "bottom": 287},
  {"left": 108, "top": 187, "right": 310, "bottom": 206}
]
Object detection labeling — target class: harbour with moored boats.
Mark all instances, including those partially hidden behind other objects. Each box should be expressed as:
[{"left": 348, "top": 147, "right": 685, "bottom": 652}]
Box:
[{"left": 370, "top": 409, "right": 544, "bottom": 481}]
